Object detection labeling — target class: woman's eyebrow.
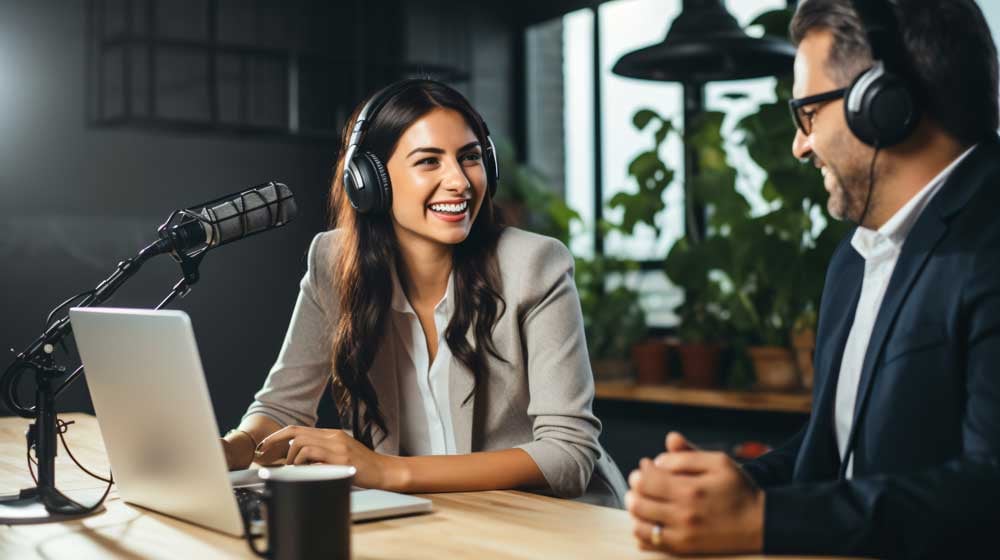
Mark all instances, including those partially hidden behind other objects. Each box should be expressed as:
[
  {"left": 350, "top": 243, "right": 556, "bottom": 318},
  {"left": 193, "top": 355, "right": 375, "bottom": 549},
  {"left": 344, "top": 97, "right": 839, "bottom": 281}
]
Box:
[
  {"left": 406, "top": 141, "right": 481, "bottom": 159},
  {"left": 406, "top": 146, "right": 444, "bottom": 158}
]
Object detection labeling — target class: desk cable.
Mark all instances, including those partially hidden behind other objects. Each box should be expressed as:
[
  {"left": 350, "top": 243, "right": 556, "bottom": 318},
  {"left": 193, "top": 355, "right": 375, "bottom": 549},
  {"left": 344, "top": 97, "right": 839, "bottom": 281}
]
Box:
[{"left": 24, "top": 413, "right": 114, "bottom": 514}]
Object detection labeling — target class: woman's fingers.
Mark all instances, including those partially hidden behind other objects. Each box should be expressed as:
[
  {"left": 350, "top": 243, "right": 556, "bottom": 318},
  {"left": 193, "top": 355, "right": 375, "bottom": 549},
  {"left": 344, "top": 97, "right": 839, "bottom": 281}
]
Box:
[
  {"left": 284, "top": 432, "right": 351, "bottom": 465},
  {"left": 292, "top": 446, "right": 326, "bottom": 465},
  {"left": 256, "top": 426, "right": 303, "bottom": 465}
]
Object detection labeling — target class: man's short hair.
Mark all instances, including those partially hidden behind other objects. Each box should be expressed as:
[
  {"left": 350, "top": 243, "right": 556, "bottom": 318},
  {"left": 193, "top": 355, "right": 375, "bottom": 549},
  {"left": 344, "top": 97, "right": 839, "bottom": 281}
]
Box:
[{"left": 790, "top": 0, "right": 999, "bottom": 146}]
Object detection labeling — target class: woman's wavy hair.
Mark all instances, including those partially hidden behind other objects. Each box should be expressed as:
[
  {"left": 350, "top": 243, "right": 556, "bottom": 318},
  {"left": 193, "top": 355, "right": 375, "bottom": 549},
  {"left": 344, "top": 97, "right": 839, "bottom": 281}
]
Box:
[{"left": 328, "top": 79, "right": 507, "bottom": 448}]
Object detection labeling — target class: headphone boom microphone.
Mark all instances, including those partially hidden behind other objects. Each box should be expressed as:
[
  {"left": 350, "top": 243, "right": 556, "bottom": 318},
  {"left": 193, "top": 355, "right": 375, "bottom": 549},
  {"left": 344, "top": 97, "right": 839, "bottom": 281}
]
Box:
[{"left": 153, "top": 181, "right": 297, "bottom": 258}]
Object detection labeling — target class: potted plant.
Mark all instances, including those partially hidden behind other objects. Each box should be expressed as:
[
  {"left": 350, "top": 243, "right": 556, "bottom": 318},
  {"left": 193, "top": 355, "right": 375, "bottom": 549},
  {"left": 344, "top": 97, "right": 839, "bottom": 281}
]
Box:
[
  {"left": 595, "top": 109, "right": 675, "bottom": 385},
  {"left": 662, "top": 234, "right": 731, "bottom": 388},
  {"left": 720, "top": 8, "right": 849, "bottom": 391},
  {"left": 621, "top": 7, "right": 848, "bottom": 391},
  {"left": 574, "top": 255, "right": 648, "bottom": 381}
]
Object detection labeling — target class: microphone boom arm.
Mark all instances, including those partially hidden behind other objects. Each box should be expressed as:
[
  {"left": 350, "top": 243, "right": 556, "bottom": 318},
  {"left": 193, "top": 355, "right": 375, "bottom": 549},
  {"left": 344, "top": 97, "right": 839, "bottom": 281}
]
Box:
[{"left": 0, "top": 180, "right": 294, "bottom": 523}]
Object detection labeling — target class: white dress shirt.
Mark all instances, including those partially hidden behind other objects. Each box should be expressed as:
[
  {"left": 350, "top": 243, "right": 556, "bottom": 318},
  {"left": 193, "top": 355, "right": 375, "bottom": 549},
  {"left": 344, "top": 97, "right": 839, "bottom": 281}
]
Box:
[
  {"left": 835, "top": 145, "right": 976, "bottom": 477},
  {"left": 390, "top": 270, "right": 458, "bottom": 456}
]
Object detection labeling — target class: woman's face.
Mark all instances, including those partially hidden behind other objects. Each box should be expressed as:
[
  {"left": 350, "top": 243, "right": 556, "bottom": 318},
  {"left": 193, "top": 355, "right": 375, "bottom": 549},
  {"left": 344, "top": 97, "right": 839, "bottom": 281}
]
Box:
[{"left": 385, "top": 107, "right": 487, "bottom": 250}]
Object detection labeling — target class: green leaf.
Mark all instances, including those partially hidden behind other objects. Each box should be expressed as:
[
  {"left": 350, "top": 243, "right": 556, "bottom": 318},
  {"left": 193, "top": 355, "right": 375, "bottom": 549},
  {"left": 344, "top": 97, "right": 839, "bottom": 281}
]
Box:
[
  {"left": 627, "top": 150, "right": 666, "bottom": 180},
  {"left": 654, "top": 120, "right": 674, "bottom": 147},
  {"left": 632, "top": 108, "right": 659, "bottom": 131}
]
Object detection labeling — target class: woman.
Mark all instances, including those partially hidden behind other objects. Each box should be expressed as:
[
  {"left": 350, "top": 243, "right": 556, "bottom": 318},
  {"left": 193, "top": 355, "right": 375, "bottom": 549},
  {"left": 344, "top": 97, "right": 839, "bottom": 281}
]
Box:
[{"left": 222, "top": 79, "right": 627, "bottom": 507}]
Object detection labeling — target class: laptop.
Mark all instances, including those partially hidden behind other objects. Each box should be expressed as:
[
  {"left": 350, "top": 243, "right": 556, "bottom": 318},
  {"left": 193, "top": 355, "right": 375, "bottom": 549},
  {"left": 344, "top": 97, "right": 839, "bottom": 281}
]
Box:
[{"left": 69, "top": 307, "right": 432, "bottom": 537}]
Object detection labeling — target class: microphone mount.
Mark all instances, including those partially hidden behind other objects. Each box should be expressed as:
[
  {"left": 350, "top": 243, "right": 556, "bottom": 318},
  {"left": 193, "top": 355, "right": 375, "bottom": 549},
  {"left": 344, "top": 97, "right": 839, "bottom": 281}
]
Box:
[
  {"left": 0, "top": 180, "right": 294, "bottom": 524},
  {"left": 0, "top": 238, "right": 197, "bottom": 523}
]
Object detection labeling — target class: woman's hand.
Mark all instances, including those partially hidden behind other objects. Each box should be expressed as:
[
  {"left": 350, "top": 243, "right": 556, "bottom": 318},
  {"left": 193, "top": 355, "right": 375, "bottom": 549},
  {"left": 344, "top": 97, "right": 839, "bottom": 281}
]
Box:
[{"left": 256, "top": 426, "right": 409, "bottom": 491}]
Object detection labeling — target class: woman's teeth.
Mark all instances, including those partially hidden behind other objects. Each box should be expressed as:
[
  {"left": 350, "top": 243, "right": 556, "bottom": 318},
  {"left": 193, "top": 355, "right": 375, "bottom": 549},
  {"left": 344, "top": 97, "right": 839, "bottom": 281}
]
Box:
[{"left": 429, "top": 201, "right": 468, "bottom": 214}]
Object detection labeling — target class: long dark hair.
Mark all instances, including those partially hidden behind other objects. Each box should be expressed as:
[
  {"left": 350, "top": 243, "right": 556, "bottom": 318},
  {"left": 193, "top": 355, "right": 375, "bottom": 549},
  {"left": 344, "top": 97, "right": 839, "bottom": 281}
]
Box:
[{"left": 328, "top": 80, "right": 508, "bottom": 448}]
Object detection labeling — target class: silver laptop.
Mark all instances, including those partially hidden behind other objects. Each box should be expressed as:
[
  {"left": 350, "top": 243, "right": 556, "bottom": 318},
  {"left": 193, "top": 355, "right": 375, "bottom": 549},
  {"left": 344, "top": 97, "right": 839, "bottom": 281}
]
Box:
[{"left": 70, "top": 307, "right": 431, "bottom": 537}]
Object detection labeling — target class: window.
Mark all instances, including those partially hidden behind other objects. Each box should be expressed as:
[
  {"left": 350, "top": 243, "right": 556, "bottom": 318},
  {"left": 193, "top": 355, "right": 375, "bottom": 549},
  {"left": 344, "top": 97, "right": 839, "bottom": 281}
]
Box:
[{"left": 527, "top": 0, "right": 786, "bottom": 327}]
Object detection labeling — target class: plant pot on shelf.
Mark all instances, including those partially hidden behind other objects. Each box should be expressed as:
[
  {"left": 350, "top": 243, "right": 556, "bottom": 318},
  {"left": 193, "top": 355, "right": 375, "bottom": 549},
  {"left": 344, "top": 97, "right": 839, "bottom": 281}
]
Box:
[
  {"left": 677, "top": 342, "right": 721, "bottom": 388},
  {"left": 790, "top": 328, "right": 816, "bottom": 390},
  {"left": 590, "top": 358, "right": 632, "bottom": 382},
  {"left": 631, "top": 339, "right": 670, "bottom": 385},
  {"left": 747, "top": 346, "right": 800, "bottom": 391}
]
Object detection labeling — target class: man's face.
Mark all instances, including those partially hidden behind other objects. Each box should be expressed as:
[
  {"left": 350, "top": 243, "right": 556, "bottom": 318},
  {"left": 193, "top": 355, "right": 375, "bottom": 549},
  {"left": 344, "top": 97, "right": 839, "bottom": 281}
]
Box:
[{"left": 792, "top": 29, "right": 875, "bottom": 224}]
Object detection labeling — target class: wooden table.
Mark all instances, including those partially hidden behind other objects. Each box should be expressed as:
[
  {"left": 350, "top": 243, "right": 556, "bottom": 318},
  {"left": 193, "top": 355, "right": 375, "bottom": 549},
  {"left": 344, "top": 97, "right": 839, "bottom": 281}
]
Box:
[{"left": 1, "top": 414, "right": 849, "bottom": 559}]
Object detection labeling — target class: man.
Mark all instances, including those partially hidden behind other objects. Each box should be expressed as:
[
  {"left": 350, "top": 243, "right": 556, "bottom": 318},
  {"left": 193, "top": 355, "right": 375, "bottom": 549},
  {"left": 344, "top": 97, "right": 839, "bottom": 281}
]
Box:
[{"left": 626, "top": 0, "right": 1000, "bottom": 557}]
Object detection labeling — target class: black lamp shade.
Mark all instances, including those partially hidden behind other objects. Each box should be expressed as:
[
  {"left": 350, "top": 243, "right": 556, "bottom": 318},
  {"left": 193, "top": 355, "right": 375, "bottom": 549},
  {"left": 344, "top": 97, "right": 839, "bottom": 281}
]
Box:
[{"left": 611, "top": 0, "right": 795, "bottom": 83}]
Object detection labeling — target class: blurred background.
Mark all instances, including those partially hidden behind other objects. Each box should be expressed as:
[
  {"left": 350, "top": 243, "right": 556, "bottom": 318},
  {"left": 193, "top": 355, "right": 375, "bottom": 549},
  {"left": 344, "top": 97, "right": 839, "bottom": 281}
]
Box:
[{"left": 3, "top": 0, "right": 1000, "bottom": 477}]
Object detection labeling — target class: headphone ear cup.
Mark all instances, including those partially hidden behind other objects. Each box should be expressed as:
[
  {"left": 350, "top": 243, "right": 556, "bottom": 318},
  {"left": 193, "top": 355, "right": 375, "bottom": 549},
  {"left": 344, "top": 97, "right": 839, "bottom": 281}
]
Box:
[
  {"left": 845, "top": 67, "right": 919, "bottom": 147},
  {"left": 362, "top": 151, "right": 392, "bottom": 213},
  {"left": 345, "top": 151, "right": 392, "bottom": 213},
  {"left": 484, "top": 136, "right": 500, "bottom": 197}
]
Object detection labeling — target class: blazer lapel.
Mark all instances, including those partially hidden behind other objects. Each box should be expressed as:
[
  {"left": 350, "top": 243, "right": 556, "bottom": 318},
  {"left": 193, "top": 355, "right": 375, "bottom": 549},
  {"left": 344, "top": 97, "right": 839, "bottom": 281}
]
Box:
[
  {"left": 369, "top": 336, "right": 400, "bottom": 455},
  {"left": 797, "top": 248, "right": 863, "bottom": 480},
  {"left": 447, "top": 274, "right": 476, "bottom": 455},
  {"left": 449, "top": 348, "right": 475, "bottom": 455},
  {"left": 839, "top": 214, "right": 947, "bottom": 475}
]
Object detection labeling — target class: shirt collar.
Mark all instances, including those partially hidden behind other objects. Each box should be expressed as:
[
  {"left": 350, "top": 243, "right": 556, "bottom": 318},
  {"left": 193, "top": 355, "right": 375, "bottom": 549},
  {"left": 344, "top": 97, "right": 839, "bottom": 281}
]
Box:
[
  {"left": 390, "top": 264, "right": 454, "bottom": 317},
  {"left": 851, "top": 143, "right": 977, "bottom": 260}
]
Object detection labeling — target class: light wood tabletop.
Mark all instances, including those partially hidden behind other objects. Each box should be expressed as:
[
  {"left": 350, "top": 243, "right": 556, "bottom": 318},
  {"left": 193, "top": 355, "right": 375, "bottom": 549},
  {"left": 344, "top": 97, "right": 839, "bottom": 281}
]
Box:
[{"left": 0, "top": 414, "right": 853, "bottom": 559}]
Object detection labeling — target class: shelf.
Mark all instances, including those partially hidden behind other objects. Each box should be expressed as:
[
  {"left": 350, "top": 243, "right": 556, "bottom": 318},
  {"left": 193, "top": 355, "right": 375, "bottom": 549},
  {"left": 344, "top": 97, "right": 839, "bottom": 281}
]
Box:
[{"left": 595, "top": 380, "right": 812, "bottom": 414}]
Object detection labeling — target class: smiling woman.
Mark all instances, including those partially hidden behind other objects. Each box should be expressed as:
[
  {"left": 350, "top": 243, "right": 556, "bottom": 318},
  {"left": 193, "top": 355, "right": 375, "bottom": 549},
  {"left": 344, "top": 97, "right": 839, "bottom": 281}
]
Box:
[{"left": 220, "top": 79, "right": 628, "bottom": 508}]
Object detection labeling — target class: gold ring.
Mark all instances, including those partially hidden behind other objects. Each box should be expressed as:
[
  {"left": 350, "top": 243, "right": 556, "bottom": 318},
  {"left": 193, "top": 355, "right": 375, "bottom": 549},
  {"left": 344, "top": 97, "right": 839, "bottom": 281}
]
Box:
[{"left": 651, "top": 523, "right": 663, "bottom": 547}]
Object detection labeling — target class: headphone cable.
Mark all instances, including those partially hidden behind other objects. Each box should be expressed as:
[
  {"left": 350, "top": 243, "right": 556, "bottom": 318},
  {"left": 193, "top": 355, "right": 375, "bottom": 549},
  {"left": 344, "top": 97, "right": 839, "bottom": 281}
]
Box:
[{"left": 857, "top": 144, "right": 882, "bottom": 228}]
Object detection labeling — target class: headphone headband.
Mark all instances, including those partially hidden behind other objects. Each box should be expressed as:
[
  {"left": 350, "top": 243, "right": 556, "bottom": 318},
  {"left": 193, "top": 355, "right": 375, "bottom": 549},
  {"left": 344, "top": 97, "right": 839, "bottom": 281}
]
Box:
[
  {"left": 850, "top": 0, "right": 909, "bottom": 81},
  {"left": 344, "top": 79, "right": 427, "bottom": 172}
]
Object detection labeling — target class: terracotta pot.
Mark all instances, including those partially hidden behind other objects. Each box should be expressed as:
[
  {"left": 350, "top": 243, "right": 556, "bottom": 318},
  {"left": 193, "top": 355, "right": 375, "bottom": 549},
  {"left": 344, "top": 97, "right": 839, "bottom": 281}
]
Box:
[
  {"left": 747, "top": 346, "right": 800, "bottom": 391},
  {"left": 590, "top": 358, "right": 632, "bottom": 381},
  {"left": 632, "top": 339, "right": 670, "bottom": 385},
  {"left": 791, "top": 328, "right": 816, "bottom": 390},
  {"left": 677, "top": 342, "right": 721, "bottom": 388}
]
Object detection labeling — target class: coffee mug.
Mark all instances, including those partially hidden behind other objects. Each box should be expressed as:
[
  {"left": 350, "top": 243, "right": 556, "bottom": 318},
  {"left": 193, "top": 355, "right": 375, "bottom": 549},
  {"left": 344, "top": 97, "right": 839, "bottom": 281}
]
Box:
[{"left": 245, "top": 464, "right": 355, "bottom": 560}]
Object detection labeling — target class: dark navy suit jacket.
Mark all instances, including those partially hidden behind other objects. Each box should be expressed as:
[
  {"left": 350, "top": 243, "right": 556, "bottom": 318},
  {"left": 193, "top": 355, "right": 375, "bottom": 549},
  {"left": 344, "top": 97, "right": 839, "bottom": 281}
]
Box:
[{"left": 742, "top": 138, "right": 1000, "bottom": 559}]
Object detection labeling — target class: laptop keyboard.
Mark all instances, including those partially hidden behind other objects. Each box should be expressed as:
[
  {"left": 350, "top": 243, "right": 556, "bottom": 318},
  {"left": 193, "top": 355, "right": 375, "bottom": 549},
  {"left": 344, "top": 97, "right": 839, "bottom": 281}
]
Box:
[{"left": 234, "top": 487, "right": 264, "bottom": 522}]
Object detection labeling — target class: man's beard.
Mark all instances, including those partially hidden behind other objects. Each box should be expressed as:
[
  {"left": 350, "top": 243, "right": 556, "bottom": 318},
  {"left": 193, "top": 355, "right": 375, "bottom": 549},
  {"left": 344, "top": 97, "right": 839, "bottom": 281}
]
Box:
[{"left": 822, "top": 141, "right": 879, "bottom": 226}]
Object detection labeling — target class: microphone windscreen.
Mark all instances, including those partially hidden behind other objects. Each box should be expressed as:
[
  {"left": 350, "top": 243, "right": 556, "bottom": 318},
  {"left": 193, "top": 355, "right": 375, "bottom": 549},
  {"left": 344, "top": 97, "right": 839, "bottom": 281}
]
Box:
[{"left": 203, "top": 182, "right": 297, "bottom": 248}]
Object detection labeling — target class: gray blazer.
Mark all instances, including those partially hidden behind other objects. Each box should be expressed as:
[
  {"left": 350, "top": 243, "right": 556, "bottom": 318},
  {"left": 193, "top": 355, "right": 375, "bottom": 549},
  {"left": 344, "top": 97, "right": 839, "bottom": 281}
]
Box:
[{"left": 245, "top": 227, "right": 627, "bottom": 507}]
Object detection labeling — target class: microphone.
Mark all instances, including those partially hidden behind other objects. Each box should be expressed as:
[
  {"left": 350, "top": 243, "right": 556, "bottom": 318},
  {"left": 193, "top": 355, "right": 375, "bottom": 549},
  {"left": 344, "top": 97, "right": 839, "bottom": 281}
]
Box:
[{"left": 152, "top": 181, "right": 297, "bottom": 258}]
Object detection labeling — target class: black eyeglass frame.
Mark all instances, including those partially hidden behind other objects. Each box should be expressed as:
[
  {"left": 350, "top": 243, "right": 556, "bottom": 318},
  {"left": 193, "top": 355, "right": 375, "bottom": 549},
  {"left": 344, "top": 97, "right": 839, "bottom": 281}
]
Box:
[{"left": 788, "top": 88, "right": 847, "bottom": 135}]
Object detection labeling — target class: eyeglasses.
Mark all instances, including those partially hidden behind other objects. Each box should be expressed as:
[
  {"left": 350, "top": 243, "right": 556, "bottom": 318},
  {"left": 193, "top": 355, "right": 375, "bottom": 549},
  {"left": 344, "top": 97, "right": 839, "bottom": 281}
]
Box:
[{"left": 788, "top": 88, "right": 846, "bottom": 135}]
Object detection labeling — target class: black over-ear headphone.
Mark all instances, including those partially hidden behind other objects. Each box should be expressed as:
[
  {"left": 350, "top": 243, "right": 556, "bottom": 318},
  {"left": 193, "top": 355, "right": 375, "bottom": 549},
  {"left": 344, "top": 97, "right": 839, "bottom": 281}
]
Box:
[
  {"left": 343, "top": 79, "right": 500, "bottom": 214},
  {"left": 845, "top": 0, "right": 919, "bottom": 147}
]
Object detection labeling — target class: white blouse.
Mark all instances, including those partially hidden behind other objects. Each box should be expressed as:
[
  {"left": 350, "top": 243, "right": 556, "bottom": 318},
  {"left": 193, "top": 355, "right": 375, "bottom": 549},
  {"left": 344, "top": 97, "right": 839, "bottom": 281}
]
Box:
[{"left": 389, "top": 270, "right": 458, "bottom": 456}]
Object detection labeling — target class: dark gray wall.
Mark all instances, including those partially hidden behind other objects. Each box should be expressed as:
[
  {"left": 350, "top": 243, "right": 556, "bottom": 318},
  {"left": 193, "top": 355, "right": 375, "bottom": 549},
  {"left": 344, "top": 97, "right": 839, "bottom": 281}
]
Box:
[
  {"left": 401, "top": 0, "right": 516, "bottom": 142},
  {"left": 0, "top": 0, "right": 519, "bottom": 433},
  {"left": 0, "top": 0, "right": 333, "bottom": 430}
]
